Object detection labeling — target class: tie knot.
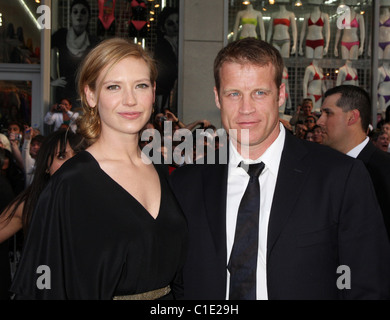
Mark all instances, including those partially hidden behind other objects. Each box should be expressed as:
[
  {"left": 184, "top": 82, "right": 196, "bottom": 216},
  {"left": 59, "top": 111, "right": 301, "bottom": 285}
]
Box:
[{"left": 240, "top": 162, "right": 265, "bottom": 179}]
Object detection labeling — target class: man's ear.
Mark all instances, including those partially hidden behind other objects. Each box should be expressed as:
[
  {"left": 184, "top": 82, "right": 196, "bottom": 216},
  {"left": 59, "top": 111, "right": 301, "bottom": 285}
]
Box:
[
  {"left": 278, "top": 83, "right": 286, "bottom": 108},
  {"left": 84, "top": 85, "right": 96, "bottom": 108},
  {"left": 348, "top": 109, "right": 360, "bottom": 126},
  {"left": 214, "top": 87, "right": 221, "bottom": 110}
]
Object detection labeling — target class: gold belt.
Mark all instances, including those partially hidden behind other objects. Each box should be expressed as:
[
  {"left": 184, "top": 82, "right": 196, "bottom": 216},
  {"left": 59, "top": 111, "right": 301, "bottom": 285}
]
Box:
[{"left": 113, "top": 285, "right": 171, "bottom": 300}]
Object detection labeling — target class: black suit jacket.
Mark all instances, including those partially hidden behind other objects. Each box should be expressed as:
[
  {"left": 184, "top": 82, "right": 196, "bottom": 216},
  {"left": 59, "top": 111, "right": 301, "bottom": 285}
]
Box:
[
  {"left": 170, "top": 131, "right": 390, "bottom": 300},
  {"left": 357, "top": 141, "right": 390, "bottom": 240}
]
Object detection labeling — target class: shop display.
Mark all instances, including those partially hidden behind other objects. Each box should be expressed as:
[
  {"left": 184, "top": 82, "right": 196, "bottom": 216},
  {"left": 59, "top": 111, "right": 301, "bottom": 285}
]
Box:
[
  {"left": 48, "top": 0, "right": 180, "bottom": 114},
  {"left": 128, "top": 0, "right": 149, "bottom": 39},
  {"left": 378, "top": 62, "right": 390, "bottom": 114},
  {"left": 378, "top": 0, "right": 390, "bottom": 60},
  {"left": 267, "top": 0, "right": 298, "bottom": 58},
  {"left": 303, "top": 59, "right": 326, "bottom": 113},
  {"left": 336, "top": 60, "right": 359, "bottom": 86},
  {"left": 334, "top": 0, "right": 365, "bottom": 60},
  {"left": 298, "top": 0, "right": 330, "bottom": 59},
  {"left": 232, "top": 3, "right": 266, "bottom": 41},
  {"left": 51, "top": 0, "right": 99, "bottom": 109},
  {"left": 281, "top": 66, "right": 292, "bottom": 115},
  {"left": 227, "top": 0, "right": 374, "bottom": 116}
]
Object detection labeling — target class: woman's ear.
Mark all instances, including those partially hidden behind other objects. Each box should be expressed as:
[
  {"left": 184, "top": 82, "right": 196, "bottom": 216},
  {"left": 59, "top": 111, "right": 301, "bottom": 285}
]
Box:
[{"left": 84, "top": 85, "right": 96, "bottom": 108}]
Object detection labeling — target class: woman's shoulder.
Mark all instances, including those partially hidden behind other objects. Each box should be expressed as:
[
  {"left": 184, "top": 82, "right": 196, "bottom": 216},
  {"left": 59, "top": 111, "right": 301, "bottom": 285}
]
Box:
[{"left": 51, "top": 151, "right": 99, "bottom": 182}]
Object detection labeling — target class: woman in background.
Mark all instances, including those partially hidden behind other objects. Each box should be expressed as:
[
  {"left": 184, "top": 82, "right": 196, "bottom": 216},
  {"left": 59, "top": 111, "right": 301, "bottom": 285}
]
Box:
[{"left": 0, "top": 129, "right": 87, "bottom": 243}]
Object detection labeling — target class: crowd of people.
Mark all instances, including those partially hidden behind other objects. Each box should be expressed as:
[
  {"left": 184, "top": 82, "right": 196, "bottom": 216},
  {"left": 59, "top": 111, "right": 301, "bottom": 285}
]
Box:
[
  {"left": 289, "top": 96, "right": 390, "bottom": 153},
  {"left": 0, "top": 37, "right": 390, "bottom": 300}
]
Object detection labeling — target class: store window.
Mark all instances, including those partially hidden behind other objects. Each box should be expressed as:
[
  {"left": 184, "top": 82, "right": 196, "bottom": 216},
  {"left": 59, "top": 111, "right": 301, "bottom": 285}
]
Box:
[
  {"left": 50, "top": 0, "right": 180, "bottom": 115},
  {"left": 0, "top": 80, "right": 32, "bottom": 134},
  {"left": 0, "top": 1, "right": 41, "bottom": 64},
  {"left": 227, "top": 0, "right": 382, "bottom": 123}
]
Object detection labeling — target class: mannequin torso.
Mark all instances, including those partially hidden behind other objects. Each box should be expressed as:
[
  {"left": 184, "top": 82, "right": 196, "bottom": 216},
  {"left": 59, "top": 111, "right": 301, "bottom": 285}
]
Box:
[
  {"left": 299, "top": 5, "right": 330, "bottom": 59},
  {"left": 378, "top": 62, "right": 390, "bottom": 113},
  {"left": 379, "top": 7, "right": 390, "bottom": 59},
  {"left": 280, "top": 66, "right": 291, "bottom": 114},
  {"left": 336, "top": 60, "right": 359, "bottom": 86},
  {"left": 267, "top": 5, "right": 297, "bottom": 58},
  {"left": 233, "top": 4, "right": 265, "bottom": 41},
  {"left": 334, "top": 9, "right": 365, "bottom": 60},
  {"left": 303, "top": 60, "right": 326, "bottom": 113}
]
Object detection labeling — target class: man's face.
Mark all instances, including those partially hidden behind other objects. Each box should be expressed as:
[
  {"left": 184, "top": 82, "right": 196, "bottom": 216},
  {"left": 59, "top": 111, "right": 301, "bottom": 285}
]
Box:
[
  {"left": 317, "top": 94, "right": 350, "bottom": 152},
  {"left": 295, "top": 123, "right": 307, "bottom": 138},
  {"left": 382, "top": 123, "right": 390, "bottom": 135},
  {"left": 304, "top": 117, "right": 316, "bottom": 130},
  {"left": 313, "top": 126, "right": 323, "bottom": 144},
  {"left": 214, "top": 62, "right": 285, "bottom": 154},
  {"left": 8, "top": 124, "right": 21, "bottom": 135},
  {"left": 373, "top": 133, "right": 389, "bottom": 152},
  {"left": 302, "top": 102, "right": 313, "bottom": 115}
]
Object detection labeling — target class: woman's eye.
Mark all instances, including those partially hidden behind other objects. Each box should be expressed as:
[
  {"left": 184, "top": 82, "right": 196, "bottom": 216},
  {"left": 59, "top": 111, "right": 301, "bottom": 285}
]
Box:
[
  {"left": 136, "top": 83, "right": 150, "bottom": 89},
  {"left": 107, "top": 85, "right": 120, "bottom": 90}
]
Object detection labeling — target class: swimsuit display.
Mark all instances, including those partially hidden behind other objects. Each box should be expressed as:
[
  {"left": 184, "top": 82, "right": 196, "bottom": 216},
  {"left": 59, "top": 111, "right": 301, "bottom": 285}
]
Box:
[
  {"left": 308, "top": 14, "right": 324, "bottom": 27},
  {"left": 308, "top": 64, "right": 325, "bottom": 102},
  {"left": 241, "top": 17, "right": 258, "bottom": 26},
  {"left": 379, "top": 66, "right": 390, "bottom": 104},
  {"left": 274, "top": 18, "right": 290, "bottom": 27},
  {"left": 128, "top": 0, "right": 148, "bottom": 38},
  {"left": 97, "top": 0, "right": 116, "bottom": 37}
]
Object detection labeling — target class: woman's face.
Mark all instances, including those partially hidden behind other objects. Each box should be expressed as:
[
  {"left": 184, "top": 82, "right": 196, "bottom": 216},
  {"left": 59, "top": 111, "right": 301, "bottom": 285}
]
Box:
[
  {"left": 164, "top": 13, "right": 179, "bottom": 37},
  {"left": 48, "top": 142, "right": 76, "bottom": 176},
  {"left": 86, "top": 57, "right": 155, "bottom": 141},
  {"left": 71, "top": 4, "right": 89, "bottom": 35},
  {"left": 60, "top": 99, "right": 72, "bottom": 112}
]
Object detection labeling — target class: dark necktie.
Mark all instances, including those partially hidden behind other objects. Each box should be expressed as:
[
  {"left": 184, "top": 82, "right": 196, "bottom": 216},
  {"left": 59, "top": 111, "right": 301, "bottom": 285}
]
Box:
[{"left": 228, "top": 161, "right": 265, "bottom": 300}]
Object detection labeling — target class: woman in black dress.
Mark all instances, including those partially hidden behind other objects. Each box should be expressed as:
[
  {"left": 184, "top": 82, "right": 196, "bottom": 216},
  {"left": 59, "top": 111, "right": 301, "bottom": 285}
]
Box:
[{"left": 10, "top": 38, "right": 188, "bottom": 300}]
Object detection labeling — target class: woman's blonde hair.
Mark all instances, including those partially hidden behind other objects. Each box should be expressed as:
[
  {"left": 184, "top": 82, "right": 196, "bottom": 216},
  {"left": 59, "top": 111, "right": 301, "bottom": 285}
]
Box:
[{"left": 76, "top": 37, "right": 157, "bottom": 143}]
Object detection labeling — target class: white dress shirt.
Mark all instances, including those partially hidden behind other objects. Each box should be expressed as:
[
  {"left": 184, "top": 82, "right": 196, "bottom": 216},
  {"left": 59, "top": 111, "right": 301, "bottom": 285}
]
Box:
[
  {"left": 226, "top": 123, "right": 286, "bottom": 300},
  {"left": 346, "top": 137, "right": 369, "bottom": 159}
]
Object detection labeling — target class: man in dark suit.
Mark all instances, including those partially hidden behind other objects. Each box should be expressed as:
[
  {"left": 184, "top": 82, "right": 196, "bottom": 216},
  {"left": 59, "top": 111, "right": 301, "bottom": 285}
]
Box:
[
  {"left": 318, "top": 84, "right": 390, "bottom": 241},
  {"left": 170, "top": 39, "right": 390, "bottom": 300}
]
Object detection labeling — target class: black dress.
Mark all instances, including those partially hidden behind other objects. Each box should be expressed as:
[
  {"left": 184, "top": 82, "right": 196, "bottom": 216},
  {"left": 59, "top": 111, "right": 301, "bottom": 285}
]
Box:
[{"left": 10, "top": 151, "right": 188, "bottom": 300}]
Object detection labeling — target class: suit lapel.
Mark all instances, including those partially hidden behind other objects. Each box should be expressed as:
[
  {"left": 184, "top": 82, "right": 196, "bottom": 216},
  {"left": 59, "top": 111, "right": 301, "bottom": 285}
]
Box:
[
  {"left": 202, "top": 161, "right": 228, "bottom": 257},
  {"left": 267, "top": 133, "right": 310, "bottom": 260}
]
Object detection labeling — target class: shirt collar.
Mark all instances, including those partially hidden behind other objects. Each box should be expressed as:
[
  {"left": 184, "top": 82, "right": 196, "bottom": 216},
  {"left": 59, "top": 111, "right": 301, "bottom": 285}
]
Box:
[
  {"left": 229, "top": 122, "right": 286, "bottom": 176},
  {"left": 346, "top": 137, "right": 369, "bottom": 158}
]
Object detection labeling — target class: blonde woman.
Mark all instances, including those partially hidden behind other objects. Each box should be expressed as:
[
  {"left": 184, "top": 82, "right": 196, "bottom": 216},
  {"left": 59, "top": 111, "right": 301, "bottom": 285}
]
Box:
[{"left": 11, "top": 38, "right": 187, "bottom": 300}]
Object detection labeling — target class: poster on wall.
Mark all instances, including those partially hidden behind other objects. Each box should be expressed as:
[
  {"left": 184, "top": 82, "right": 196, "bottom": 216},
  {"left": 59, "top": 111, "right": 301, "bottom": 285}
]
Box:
[{"left": 50, "top": 0, "right": 180, "bottom": 116}]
